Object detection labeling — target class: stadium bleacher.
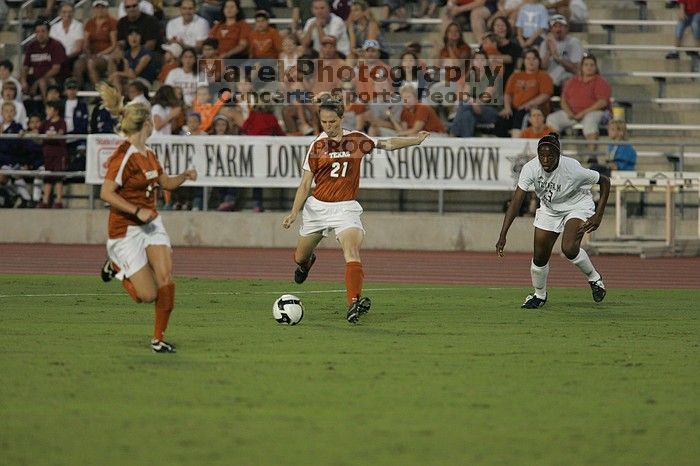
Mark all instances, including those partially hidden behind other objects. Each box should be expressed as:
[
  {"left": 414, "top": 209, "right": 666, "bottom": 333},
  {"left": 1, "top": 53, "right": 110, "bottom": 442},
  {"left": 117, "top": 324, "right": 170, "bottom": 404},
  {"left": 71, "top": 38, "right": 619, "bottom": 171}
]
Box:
[{"left": 1, "top": 0, "right": 699, "bottom": 214}]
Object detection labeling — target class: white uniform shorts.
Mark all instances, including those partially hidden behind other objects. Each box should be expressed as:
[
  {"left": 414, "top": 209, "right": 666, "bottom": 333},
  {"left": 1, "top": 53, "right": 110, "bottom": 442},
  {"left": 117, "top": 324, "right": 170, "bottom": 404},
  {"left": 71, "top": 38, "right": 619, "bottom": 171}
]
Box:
[
  {"left": 106, "top": 215, "right": 171, "bottom": 279},
  {"left": 299, "top": 196, "right": 365, "bottom": 237},
  {"left": 533, "top": 206, "right": 595, "bottom": 234}
]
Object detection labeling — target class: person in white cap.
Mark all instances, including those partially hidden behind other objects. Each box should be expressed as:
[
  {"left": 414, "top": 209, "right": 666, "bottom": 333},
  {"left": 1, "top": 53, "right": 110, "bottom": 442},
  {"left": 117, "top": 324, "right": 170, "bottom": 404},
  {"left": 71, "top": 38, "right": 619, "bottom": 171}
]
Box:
[
  {"left": 538, "top": 14, "right": 583, "bottom": 89},
  {"left": 302, "top": 0, "right": 350, "bottom": 56},
  {"left": 166, "top": 0, "right": 210, "bottom": 49}
]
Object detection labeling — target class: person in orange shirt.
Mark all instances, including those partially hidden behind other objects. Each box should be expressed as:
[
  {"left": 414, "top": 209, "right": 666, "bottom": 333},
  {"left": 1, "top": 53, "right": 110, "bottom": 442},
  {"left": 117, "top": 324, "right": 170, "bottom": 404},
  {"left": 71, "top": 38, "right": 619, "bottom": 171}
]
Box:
[
  {"left": 192, "top": 85, "right": 230, "bottom": 132},
  {"left": 520, "top": 107, "right": 555, "bottom": 139},
  {"left": 496, "top": 47, "right": 553, "bottom": 137},
  {"left": 281, "top": 93, "right": 429, "bottom": 323},
  {"left": 97, "top": 82, "right": 197, "bottom": 353},
  {"left": 371, "top": 83, "right": 446, "bottom": 136},
  {"left": 248, "top": 10, "right": 283, "bottom": 60},
  {"left": 209, "top": 0, "right": 251, "bottom": 59}
]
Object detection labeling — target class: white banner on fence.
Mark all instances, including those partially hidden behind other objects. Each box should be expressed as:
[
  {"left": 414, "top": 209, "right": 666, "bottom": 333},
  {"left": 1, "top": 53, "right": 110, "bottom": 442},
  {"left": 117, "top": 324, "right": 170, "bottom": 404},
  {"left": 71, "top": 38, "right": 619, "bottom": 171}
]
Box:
[{"left": 86, "top": 134, "right": 538, "bottom": 190}]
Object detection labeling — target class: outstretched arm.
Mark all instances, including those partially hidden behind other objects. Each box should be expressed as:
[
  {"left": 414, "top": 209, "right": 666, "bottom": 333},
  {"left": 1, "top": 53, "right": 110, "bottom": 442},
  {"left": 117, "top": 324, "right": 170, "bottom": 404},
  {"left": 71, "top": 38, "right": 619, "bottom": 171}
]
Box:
[
  {"left": 282, "top": 169, "right": 314, "bottom": 229},
  {"left": 376, "top": 131, "right": 429, "bottom": 151},
  {"left": 158, "top": 168, "right": 198, "bottom": 191},
  {"left": 496, "top": 187, "right": 527, "bottom": 256}
]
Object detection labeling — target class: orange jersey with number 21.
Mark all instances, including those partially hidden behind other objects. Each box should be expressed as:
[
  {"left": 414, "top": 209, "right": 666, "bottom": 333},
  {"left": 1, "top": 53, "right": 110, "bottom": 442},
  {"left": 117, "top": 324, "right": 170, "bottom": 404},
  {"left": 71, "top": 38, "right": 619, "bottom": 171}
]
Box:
[{"left": 303, "top": 130, "right": 376, "bottom": 202}]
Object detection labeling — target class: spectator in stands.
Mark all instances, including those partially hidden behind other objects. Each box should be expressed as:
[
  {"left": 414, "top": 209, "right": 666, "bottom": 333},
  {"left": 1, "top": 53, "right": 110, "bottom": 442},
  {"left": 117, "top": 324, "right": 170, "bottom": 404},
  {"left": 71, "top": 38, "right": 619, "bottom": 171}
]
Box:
[
  {"left": 21, "top": 113, "right": 46, "bottom": 206},
  {"left": 370, "top": 83, "right": 446, "bottom": 136},
  {"left": 110, "top": 27, "right": 157, "bottom": 93},
  {"left": 50, "top": 2, "right": 84, "bottom": 80},
  {"left": 126, "top": 79, "right": 151, "bottom": 107},
  {"left": 117, "top": 0, "right": 161, "bottom": 51},
  {"left": 280, "top": 31, "right": 303, "bottom": 71},
  {"left": 450, "top": 48, "right": 503, "bottom": 137},
  {"left": 302, "top": 0, "right": 351, "bottom": 56},
  {"left": 441, "top": 0, "right": 494, "bottom": 43},
  {"left": 192, "top": 85, "right": 228, "bottom": 132},
  {"left": 538, "top": 14, "right": 582, "bottom": 91},
  {"left": 199, "top": 0, "right": 224, "bottom": 27},
  {"left": 0, "top": 103, "right": 23, "bottom": 174},
  {"left": 151, "top": 85, "right": 182, "bottom": 137},
  {"left": 519, "top": 107, "right": 554, "bottom": 138},
  {"left": 44, "top": 84, "right": 62, "bottom": 105},
  {"left": 0, "top": 102, "right": 24, "bottom": 208},
  {"left": 0, "top": 60, "right": 22, "bottom": 102},
  {"left": 281, "top": 64, "right": 316, "bottom": 134},
  {"left": 666, "top": 0, "right": 700, "bottom": 59},
  {"left": 183, "top": 112, "right": 207, "bottom": 135},
  {"left": 393, "top": 51, "right": 429, "bottom": 100},
  {"left": 311, "top": 35, "right": 347, "bottom": 94},
  {"left": 489, "top": 15, "right": 522, "bottom": 84},
  {"left": 440, "top": 22, "right": 472, "bottom": 60},
  {"left": 496, "top": 48, "right": 553, "bottom": 137},
  {"left": 158, "top": 43, "right": 182, "bottom": 84},
  {"left": 74, "top": 0, "right": 118, "bottom": 88},
  {"left": 346, "top": 0, "right": 381, "bottom": 58},
  {"left": 356, "top": 39, "right": 395, "bottom": 124},
  {"left": 198, "top": 38, "right": 223, "bottom": 84},
  {"left": 164, "top": 47, "right": 198, "bottom": 106},
  {"left": 210, "top": 0, "right": 251, "bottom": 59},
  {"left": 117, "top": 0, "right": 154, "bottom": 19},
  {"left": 544, "top": 0, "right": 588, "bottom": 27},
  {"left": 249, "top": 10, "right": 284, "bottom": 60},
  {"left": 211, "top": 114, "right": 232, "bottom": 135},
  {"left": 242, "top": 101, "right": 286, "bottom": 212},
  {"left": 21, "top": 19, "right": 67, "bottom": 100},
  {"left": 1, "top": 82, "right": 27, "bottom": 128},
  {"left": 166, "top": 0, "right": 210, "bottom": 50},
  {"left": 590, "top": 120, "right": 637, "bottom": 175},
  {"left": 546, "top": 53, "right": 611, "bottom": 148},
  {"left": 63, "top": 78, "right": 89, "bottom": 171},
  {"left": 515, "top": 0, "right": 548, "bottom": 48},
  {"left": 38, "top": 100, "right": 68, "bottom": 208},
  {"left": 90, "top": 97, "right": 118, "bottom": 133},
  {"left": 492, "top": 0, "right": 523, "bottom": 26},
  {"left": 341, "top": 81, "right": 368, "bottom": 131},
  {"left": 380, "top": 0, "right": 409, "bottom": 33}
]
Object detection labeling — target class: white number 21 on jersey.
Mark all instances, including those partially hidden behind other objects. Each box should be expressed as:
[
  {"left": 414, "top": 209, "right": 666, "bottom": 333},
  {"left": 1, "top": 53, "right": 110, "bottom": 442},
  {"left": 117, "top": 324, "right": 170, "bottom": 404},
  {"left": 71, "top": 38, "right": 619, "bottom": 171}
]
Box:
[{"left": 330, "top": 161, "right": 349, "bottom": 178}]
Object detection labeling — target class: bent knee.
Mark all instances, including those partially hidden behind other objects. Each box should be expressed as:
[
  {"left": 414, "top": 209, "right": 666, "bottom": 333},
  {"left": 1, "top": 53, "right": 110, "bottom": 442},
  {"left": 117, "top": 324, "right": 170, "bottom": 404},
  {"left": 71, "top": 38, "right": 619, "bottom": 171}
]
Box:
[
  {"left": 140, "top": 291, "right": 158, "bottom": 303},
  {"left": 562, "top": 244, "right": 580, "bottom": 260}
]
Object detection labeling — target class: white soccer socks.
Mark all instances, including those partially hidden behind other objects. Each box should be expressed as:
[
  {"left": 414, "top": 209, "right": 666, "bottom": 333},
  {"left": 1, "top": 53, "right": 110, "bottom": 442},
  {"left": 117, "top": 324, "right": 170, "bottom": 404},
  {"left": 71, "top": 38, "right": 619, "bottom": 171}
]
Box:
[
  {"left": 530, "top": 261, "right": 550, "bottom": 299},
  {"left": 569, "top": 249, "right": 602, "bottom": 283}
]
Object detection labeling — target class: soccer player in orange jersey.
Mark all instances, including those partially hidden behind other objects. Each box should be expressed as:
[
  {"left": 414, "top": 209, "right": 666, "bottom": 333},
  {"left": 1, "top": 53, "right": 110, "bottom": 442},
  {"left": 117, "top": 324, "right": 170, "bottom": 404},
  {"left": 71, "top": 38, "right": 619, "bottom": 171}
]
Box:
[
  {"left": 282, "top": 94, "right": 429, "bottom": 323},
  {"left": 97, "top": 82, "right": 197, "bottom": 353}
]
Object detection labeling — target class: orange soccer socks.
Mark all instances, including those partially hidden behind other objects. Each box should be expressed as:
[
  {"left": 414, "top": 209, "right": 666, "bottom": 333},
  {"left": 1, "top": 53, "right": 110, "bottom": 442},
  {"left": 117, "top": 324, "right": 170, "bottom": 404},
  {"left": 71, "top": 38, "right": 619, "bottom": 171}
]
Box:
[
  {"left": 122, "top": 277, "right": 142, "bottom": 303},
  {"left": 345, "top": 261, "right": 364, "bottom": 305},
  {"left": 153, "top": 283, "right": 175, "bottom": 341}
]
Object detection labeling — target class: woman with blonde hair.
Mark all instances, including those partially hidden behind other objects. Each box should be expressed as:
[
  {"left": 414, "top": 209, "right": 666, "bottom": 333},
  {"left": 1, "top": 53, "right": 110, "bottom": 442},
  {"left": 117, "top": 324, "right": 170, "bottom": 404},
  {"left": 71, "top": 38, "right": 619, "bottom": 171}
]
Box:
[{"left": 97, "top": 82, "right": 197, "bottom": 353}]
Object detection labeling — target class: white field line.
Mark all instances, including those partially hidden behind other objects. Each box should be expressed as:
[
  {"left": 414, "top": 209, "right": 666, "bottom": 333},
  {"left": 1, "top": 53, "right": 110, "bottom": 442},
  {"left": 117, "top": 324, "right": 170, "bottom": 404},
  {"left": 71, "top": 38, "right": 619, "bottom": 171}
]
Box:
[{"left": 0, "top": 287, "right": 456, "bottom": 299}]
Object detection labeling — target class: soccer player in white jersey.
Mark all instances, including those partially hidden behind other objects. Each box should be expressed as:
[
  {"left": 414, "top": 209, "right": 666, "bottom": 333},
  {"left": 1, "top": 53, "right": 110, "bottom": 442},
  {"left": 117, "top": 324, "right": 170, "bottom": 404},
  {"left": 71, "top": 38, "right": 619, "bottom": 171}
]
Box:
[{"left": 496, "top": 132, "right": 610, "bottom": 308}]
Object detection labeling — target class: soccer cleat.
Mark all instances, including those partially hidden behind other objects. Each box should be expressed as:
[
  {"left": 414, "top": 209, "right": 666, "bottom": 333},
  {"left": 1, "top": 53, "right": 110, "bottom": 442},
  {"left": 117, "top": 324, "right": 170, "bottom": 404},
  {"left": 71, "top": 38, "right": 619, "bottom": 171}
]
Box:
[
  {"left": 521, "top": 293, "right": 547, "bottom": 309},
  {"left": 589, "top": 278, "right": 606, "bottom": 303},
  {"left": 346, "top": 297, "right": 371, "bottom": 323},
  {"left": 294, "top": 253, "right": 316, "bottom": 284},
  {"left": 151, "top": 339, "right": 176, "bottom": 353},
  {"left": 100, "top": 259, "right": 117, "bottom": 282}
]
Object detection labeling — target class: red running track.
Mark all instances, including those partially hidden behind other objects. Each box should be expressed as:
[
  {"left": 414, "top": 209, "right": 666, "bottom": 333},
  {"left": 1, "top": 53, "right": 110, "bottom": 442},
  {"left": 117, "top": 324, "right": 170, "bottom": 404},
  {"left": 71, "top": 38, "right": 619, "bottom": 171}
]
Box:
[{"left": 0, "top": 243, "right": 698, "bottom": 289}]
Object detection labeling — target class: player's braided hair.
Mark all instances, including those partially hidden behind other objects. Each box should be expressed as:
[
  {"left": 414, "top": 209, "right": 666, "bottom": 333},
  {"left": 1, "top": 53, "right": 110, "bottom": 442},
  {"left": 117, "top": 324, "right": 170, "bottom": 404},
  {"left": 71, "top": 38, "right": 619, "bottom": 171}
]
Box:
[
  {"left": 316, "top": 92, "right": 344, "bottom": 117},
  {"left": 537, "top": 132, "right": 561, "bottom": 156}
]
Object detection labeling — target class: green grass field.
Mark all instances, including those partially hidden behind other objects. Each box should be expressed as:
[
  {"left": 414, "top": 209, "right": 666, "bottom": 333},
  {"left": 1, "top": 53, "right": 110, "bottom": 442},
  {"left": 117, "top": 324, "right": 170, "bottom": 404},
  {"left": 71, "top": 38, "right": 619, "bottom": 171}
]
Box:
[{"left": 1, "top": 275, "right": 699, "bottom": 466}]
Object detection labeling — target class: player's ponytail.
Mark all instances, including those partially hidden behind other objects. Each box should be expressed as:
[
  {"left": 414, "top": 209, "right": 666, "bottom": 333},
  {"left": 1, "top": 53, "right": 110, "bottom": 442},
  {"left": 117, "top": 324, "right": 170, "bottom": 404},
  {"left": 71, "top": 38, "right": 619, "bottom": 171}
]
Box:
[
  {"left": 537, "top": 132, "right": 561, "bottom": 155},
  {"left": 97, "top": 82, "right": 151, "bottom": 137}
]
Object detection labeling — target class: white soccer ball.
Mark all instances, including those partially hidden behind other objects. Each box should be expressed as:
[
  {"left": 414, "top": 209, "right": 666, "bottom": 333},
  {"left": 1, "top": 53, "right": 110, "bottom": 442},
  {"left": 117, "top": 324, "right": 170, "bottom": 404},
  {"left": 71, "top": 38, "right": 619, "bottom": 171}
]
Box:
[{"left": 272, "top": 294, "right": 304, "bottom": 325}]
